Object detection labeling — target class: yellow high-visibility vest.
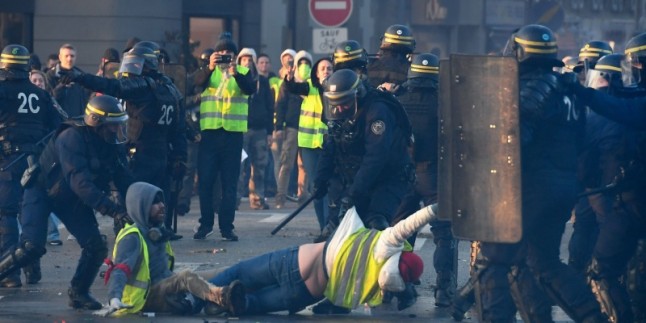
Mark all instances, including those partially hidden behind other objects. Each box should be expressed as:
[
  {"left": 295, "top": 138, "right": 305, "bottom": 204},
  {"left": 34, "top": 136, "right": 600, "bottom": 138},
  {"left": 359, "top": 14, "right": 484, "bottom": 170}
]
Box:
[
  {"left": 298, "top": 79, "right": 327, "bottom": 149},
  {"left": 112, "top": 224, "right": 174, "bottom": 315},
  {"left": 200, "top": 65, "right": 250, "bottom": 132}
]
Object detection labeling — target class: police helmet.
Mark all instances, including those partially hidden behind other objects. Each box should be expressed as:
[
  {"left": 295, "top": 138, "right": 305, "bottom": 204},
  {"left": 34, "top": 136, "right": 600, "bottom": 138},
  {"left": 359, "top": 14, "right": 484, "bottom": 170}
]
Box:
[
  {"left": 0, "top": 44, "right": 30, "bottom": 72},
  {"left": 132, "top": 41, "right": 161, "bottom": 71},
  {"left": 510, "top": 24, "right": 563, "bottom": 67},
  {"left": 84, "top": 95, "right": 128, "bottom": 144},
  {"left": 625, "top": 32, "right": 646, "bottom": 62},
  {"left": 408, "top": 53, "right": 439, "bottom": 80},
  {"left": 585, "top": 53, "right": 624, "bottom": 89},
  {"left": 323, "top": 69, "right": 362, "bottom": 121},
  {"left": 576, "top": 40, "right": 613, "bottom": 72},
  {"left": 119, "top": 47, "right": 157, "bottom": 76},
  {"left": 380, "top": 24, "right": 416, "bottom": 54},
  {"left": 333, "top": 40, "right": 368, "bottom": 73}
]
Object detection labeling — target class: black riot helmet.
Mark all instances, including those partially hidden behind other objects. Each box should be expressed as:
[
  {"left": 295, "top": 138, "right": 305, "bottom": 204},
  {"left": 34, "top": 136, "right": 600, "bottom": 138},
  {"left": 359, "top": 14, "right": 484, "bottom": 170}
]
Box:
[
  {"left": 0, "top": 44, "right": 30, "bottom": 72},
  {"left": 624, "top": 32, "right": 646, "bottom": 88},
  {"left": 508, "top": 24, "right": 563, "bottom": 67},
  {"left": 408, "top": 53, "right": 439, "bottom": 80},
  {"left": 323, "top": 69, "right": 363, "bottom": 121},
  {"left": 586, "top": 53, "right": 625, "bottom": 90},
  {"left": 576, "top": 40, "right": 613, "bottom": 73},
  {"left": 119, "top": 46, "right": 157, "bottom": 77},
  {"left": 200, "top": 48, "right": 215, "bottom": 66},
  {"left": 132, "top": 41, "right": 161, "bottom": 71},
  {"left": 333, "top": 40, "right": 368, "bottom": 74},
  {"left": 84, "top": 95, "right": 128, "bottom": 144},
  {"left": 380, "top": 24, "right": 416, "bottom": 54}
]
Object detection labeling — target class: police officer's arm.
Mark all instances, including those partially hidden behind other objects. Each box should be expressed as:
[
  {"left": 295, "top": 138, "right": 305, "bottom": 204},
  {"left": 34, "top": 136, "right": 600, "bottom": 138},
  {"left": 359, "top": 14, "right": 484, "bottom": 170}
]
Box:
[
  {"left": 73, "top": 73, "right": 150, "bottom": 99},
  {"left": 107, "top": 233, "right": 142, "bottom": 301},
  {"left": 112, "top": 146, "right": 135, "bottom": 198},
  {"left": 168, "top": 99, "right": 188, "bottom": 163},
  {"left": 575, "top": 86, "right": 646, "bottom": 130},
  {"left": 348, "top": 103, "right": 396, "bottom": 199},
  {"left": 314, "top": 137, "right": 336, "bottom": 189},
  {"left": 55, "top": 128, "right": 123, "bottom": 214}
]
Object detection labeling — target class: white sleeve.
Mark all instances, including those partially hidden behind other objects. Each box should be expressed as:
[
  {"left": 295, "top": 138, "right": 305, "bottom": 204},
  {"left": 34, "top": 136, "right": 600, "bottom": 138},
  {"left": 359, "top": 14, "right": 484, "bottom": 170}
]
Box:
[{"left": 373, "top": 204, "right": 437, "bottom": 262}]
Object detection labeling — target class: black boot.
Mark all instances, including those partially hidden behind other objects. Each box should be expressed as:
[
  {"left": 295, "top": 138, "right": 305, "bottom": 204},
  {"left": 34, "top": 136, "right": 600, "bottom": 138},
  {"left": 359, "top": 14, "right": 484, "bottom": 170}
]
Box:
[
  {"left": 435, "top": 271, "right": 456, "bottom": 307},
  {"left": 23, "top": 259, "right": 42, "bottom": 284},
  {"left": 0, "top": 241, "right": 45, "bottom": 282},
  {"left": 68, "top": 238, "right": 107, "bottom": 310}
]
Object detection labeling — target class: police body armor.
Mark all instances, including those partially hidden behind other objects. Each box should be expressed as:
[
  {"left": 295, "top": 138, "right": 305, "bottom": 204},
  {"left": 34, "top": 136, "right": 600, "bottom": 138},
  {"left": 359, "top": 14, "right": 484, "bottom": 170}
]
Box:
[
  {"left": 37, "top": 118, "right": 127, "bottom": 198},
  {"left": 123, "top": 75, "right": 182, "bottom": 157},
  {"left": 397, "top": 79, "right": 438, "bottom": 163},
  {"left": 367, "top": 52, "right": 409, "bottom": 89}
]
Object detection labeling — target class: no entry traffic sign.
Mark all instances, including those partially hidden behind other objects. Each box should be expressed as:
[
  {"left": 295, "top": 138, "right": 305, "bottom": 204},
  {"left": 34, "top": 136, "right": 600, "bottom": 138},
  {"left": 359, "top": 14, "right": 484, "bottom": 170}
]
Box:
[{"left": 309, "top": 0, "right": 353, "bottom": 28}]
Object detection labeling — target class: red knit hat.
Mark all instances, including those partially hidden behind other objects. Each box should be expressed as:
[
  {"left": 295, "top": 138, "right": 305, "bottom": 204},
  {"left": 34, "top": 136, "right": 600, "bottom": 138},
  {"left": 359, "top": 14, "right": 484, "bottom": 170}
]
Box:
[{"left": 398, "top": 251, "right": 424, "bottom": 285}]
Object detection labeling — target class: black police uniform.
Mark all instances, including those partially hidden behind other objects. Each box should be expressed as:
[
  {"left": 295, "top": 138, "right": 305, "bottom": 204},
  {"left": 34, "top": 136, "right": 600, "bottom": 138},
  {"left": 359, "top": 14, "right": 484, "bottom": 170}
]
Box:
[
  {"left": 315, "top": 88, "right": 413, "bottom": 229},
  {"left": 477, "top": 65, "right": 606, "bottom": 322},
  {"left": 574, "top": 83, "right": 646, "bottom": 322},
  {"left": 72, "top": 72, "right": 187, "bottom": 228},
  {"left": 0, "top": 118, "right": 132, "bottom": 308},
  {"left": 0, "top": 69, "right": 62, "bottom": 287},
  {"left": 367, "top": 51, "right": 409, "bottom": 89},
  {"left": 393, "top": 77, "right": 457, "bottom": 306}
]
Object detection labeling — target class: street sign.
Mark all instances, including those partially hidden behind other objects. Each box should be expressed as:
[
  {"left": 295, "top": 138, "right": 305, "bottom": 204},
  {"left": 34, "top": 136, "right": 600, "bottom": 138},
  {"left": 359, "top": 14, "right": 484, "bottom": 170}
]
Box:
[
  {"left": 309, "top": 0, "right": 353, "bottom": 28},
  {"left": 312, "top": 28, "right": 348, "bottom": 54}
]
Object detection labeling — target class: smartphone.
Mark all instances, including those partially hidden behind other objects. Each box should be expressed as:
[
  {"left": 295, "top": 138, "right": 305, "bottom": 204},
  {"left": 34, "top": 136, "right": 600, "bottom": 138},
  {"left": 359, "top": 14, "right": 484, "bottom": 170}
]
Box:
[{"left": 215, "top": 54, "right": 232, "bottom": 64}]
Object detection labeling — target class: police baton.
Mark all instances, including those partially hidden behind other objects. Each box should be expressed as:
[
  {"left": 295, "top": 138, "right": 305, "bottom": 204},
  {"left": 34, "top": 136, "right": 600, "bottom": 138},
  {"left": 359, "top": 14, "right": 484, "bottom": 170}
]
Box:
[
  {"left": 271, "top": 195, "right": 316, "bottom": 235},
  {"left": 0, "top": 130, "right": 55, "bottom": 172}
]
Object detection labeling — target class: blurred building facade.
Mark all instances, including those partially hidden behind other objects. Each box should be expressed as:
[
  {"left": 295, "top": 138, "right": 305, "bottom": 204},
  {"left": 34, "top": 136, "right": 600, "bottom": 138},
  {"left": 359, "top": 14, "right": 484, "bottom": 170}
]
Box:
[{"left": 1, "top": 0, "right": 644, "bottom": 72}]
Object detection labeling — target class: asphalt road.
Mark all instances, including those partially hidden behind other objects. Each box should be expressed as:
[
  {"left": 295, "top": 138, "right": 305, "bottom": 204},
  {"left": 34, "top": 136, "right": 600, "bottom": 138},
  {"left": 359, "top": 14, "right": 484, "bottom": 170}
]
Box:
[{"left": 0, "top": 197, "right": 575, "bottom": 322}]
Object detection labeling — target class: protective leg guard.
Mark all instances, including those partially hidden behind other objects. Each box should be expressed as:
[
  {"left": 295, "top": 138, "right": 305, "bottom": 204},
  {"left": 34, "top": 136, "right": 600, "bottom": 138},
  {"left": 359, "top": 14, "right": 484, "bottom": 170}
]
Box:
[
  {"left": 435, "top": 270, "right": 456, "bottom": 307},
  {"left": 68, "top": 235, "right": 107, "bottom": 310},
  {"left": 0, "top": 241, "right": 45, "bottom": 282},
  {"left": 588, "top": 258, "right": 633, "bottom": 323},
  {"left": 508, "top": 265, "right": 553, "bottom": 323},
  {"left": 474, "top": 261, "right": 517, "bottom": 323}
]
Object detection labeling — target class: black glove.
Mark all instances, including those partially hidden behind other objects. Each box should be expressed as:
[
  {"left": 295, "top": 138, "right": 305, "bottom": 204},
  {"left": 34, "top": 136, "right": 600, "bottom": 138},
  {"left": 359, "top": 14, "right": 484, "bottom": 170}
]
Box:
[
  {"left": 560, "top": 71, "right": 583, "bottom": 94},
  {"left": 58, "top": 67, "right": 83, "bottom": 85},
  {"left": 312, "top": 182, "right": 328, "bottom": 199},
  {"left": 337, "top": 196, "right": 354, "bottom": 219}
]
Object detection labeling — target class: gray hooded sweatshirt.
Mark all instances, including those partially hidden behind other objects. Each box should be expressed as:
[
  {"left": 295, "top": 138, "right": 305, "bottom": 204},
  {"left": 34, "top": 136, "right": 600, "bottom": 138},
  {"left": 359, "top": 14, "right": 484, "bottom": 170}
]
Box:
[{"left": 108, "top": 182, "right": 173, "bottom": 300}]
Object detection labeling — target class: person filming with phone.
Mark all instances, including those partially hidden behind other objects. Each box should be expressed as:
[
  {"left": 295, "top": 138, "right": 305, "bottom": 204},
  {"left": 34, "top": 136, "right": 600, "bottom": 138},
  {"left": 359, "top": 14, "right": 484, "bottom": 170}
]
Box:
[{"left": 193, "top": 32, "right": 255, "bottom": 241}]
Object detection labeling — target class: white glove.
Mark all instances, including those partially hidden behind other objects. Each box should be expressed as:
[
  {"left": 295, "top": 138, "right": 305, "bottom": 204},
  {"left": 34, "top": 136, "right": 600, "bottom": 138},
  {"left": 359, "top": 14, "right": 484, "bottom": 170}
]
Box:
[{"left": 109, "top": 298, "right": 133, "bottom": 311}]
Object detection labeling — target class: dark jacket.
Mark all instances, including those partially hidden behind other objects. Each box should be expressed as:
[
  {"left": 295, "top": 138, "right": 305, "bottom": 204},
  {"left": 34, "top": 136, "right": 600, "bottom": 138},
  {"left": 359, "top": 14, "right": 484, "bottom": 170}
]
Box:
[
  {"left": 274, "top": 80, "right": 302, "bottom": 131},
  {"left": 247, "top": 74, "right": 275, "bottom": 133},
  {"left": 47, "top": 65, "right": 90, "bottom": 117},
  {"left": 397, "top": 78, "right": 438, "bottom": 163}
]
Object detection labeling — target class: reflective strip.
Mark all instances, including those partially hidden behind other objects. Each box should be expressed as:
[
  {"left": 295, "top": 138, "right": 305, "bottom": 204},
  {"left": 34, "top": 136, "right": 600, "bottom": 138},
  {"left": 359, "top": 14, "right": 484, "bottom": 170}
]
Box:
[
  {"left": 201, "top": 96, "right": 248, "bottom": 104},
  {"left": 201, "top": 111, "right": 247, "bottom": 121},
  {"left": 514, "top": 37, "right": 556, "bottom": 47},
  {"left": 625, "top": 44, "right": 646, "bottom": 54},
  {"left": 298, "top": 126, "right": 318, "bottom": 135},
  {"left": 523, "top": 47, "right": 558, "bottom": 54},
  {"left": 0, "top": 58, "right": 29, "bottom": 64},
  {"left": 333, "top": 230, "right": 379, "bottom": 308},
  {"left": 334, "top": 48, "right": 364, "bottom": 63},
  {"left": 300, "top": 110, "right": 321, "bottom": 118},
  {"left": 579, "top": 52, "right": 604, "bottom": 58},
  {"left": 384, "top": 32, "right": 414, "bottom": 45},
  {"left": 86, "top": 104, "right": 126, "bottom": 117},
  {"left": 128, "top": 279, "right": 149, "bottom": 289},
  {"left": 410, "top": 65, "right": 439, "bottom": 74},
  {"left": 0, "top": 53, "right": 29, "bottom": 59},
  {"left": 580, "top": 47, "right": 612, "bottom": 54},
  {"left": 595, "top": 64, "right": 622, "bottom": 72}
]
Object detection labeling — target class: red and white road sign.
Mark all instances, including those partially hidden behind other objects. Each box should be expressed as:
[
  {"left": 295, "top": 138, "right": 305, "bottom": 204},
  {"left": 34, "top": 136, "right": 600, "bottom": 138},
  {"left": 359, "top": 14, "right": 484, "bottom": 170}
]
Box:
[{"left": 309, "top": 0, "right": 353, "bottom": 28}]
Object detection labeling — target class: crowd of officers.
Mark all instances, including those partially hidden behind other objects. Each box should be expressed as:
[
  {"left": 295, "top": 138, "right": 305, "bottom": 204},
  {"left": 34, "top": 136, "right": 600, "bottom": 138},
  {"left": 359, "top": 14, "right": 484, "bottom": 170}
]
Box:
[{"left": 0, "top": 21, "right": 643, "bottom": 322}]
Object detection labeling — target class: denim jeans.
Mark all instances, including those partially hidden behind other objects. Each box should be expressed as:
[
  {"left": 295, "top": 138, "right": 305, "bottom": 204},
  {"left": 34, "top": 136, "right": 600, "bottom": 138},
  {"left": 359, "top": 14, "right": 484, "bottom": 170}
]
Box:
[
  {"left": 209, "top": 246, "right": 322, "bottom": 314},
  {"left": 47, "top": 213, "right": 62, "bottom": 242}
]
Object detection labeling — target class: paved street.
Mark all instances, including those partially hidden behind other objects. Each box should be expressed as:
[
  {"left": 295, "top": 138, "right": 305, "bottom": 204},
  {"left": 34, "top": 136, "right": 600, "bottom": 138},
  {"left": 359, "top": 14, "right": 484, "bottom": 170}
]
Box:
[{"left": 0, "top": 197, "right": 574, "bottom": 322}]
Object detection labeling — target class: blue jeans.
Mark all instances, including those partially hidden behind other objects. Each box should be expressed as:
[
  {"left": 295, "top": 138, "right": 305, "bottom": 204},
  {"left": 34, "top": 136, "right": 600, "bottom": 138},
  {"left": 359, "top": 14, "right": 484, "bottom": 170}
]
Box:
[
  {"left": 300, "top": 147, "right": 328, "bottom": 231},
  {"left": 47, "top": 213, "right": 61, "bottom": 242},
  {"left": 209, "top": 246, "right": 323, "bottom": 314}
]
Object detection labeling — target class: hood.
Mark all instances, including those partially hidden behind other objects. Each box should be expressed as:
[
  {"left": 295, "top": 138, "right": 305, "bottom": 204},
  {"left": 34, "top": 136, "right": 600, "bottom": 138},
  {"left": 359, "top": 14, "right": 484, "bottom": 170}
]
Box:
[
  {"left": 311, "top": 57, "right": 333, "bottom": 88},
  {"left": 126, "top": 182, "right": 164, "bottom": 235},
  {"left": 280, "top": 49, "right": 296, "bottom": 62},
  {"left": 237, "top": 47, "right": 257, "bottom": 65},
  {"left": 294, "top": 50, "right": 313, "bottom": 67}
]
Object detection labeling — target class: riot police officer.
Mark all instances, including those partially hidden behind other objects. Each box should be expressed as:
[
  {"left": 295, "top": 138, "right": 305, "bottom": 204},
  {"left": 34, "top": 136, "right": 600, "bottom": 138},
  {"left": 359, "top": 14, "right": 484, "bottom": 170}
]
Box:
[
  {"left": 58, "top": 45, "right": 187, "bottom": 237},
  {"left": 476, "top": 25, "right": 605, "bottom": 322},
  {"left": 367, "top": 24, "right": 415, "bottom": 92},
  {"left": 0, "top": 95, "right": 133, "bottom": 309},
  {"left": 392, "top": 53, "right": 457, "bottom": 307},
  {"left": 0, "top": 44, "right": 62, "bottom": 288},
  {"left": 313, "top": 69, "right": 413, "bottom": 232}
]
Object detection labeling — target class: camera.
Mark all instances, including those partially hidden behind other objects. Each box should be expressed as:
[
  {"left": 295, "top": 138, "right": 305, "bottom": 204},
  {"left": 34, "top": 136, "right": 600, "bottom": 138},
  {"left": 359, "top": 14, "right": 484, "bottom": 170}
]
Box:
[{"left": 215, "top": 54, "right": 232, "bottom": 64}]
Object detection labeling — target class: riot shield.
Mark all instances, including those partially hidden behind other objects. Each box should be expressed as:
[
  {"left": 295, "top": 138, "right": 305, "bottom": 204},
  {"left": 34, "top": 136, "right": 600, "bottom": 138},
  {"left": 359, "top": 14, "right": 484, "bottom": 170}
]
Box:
[
  {"left": 443, "top": 54, "right": 522, "bottom": 243},
  {"left": 437, "top": 59, "right": 452, "bottom": 221},
  {"left": 163, "top": 64, "right": 188, "bottom": 97}
]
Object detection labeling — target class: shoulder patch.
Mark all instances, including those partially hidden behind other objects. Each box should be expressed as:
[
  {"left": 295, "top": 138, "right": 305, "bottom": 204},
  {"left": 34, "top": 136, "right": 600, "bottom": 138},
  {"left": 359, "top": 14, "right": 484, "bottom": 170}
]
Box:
[{"left": 371, "top": 120, "right": 386, "bottom": 135}]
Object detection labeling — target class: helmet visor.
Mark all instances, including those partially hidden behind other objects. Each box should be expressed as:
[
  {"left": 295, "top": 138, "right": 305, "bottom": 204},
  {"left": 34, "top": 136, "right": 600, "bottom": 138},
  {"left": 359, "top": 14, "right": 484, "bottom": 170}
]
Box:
[
  {"left": 584, "top": 69, "right": 609, "bottom": 89},
  {"left": 118, "top": 55, "right": 144, "bottom": 76},
  {"left": 621, "top": 54, "right": 641, "bottom": 87},
  {"left": 323, "top": 90, "right": 357, "bottom": 121}
]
